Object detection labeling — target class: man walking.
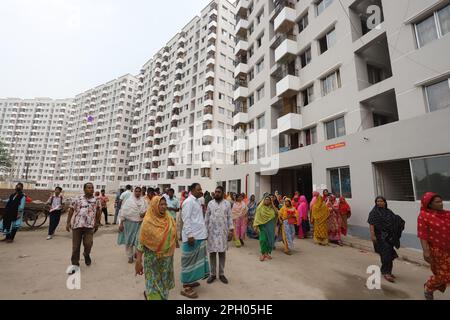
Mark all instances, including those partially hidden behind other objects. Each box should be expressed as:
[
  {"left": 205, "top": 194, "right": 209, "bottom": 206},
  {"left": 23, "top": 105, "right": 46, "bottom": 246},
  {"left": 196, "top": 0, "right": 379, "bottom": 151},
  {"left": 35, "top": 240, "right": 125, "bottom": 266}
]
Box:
[
  {"left": 99, "top": 189, "right": 110, "bottom": 225},
  {"left": 1, "top": 183, "right": 26, "bottom": 243},
  {"left": 66, "top": 183, "right": 101, "bottom": 268},
  {"left": 205, "top": 186, "right": 233, "bottom": 284},
  {"left": 46, "top": 187, "right": 64, "bottom": 240},
  {"left": 166, "top": 188, "right": 180, "bottom": 219},
  {"left": 114, "top": 188, "right": 124, "bottom": 225},
  {"left": 180, "top": 183, "right": 210, "bottom": 299}
]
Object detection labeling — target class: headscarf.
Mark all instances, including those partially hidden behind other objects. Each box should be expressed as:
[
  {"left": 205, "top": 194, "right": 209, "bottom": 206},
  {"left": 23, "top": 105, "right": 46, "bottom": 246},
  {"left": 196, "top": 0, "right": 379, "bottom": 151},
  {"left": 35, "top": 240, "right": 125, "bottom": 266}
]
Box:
[
  {"left": 279, "top": 198, "right": 298, "bottom": 221},
  {"left": 339, "top": 196, "right": 351, "bottom": 217},
  {"left": 420, "top": 192, "right": 443, "bottom": 212},
  {"left": 119, "top": 194, "right": 147, "bottom": 222},
  {"left": 232, "top": 199, "right": 247, "bottom": 220},
  {"left": 312, "top": 195, "right": 329, "bottom": 224},
  {"left": 297, "top": 195, "right": 309, "bottom": 221},
  {"left": 180, "top": 191, "right": 188, "bottom": 207},
  {"left": 310, "top": 191, "right": 320, "bottom": 208},
  {"left": 254, "top": 196, "right": 276, "bottom": 227},
  {"left": 292, "top": 195, "right": 300, "bottom": 209},
  {"left": 139, "top": 196, "right": 177, "bottom": 258}
]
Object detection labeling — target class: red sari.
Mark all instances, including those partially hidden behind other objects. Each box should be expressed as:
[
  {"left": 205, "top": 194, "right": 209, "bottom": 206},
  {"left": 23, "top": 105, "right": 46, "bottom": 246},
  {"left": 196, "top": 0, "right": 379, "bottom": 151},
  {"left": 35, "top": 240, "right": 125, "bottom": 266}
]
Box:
[
  {"left": 418, "top": 192, "right": 450, "bottom": 294},
  {"left": 327, "top": 196, "right": 342, "bottom": 242},
  {"left": 339, "top": 196, "right": 351, "bottom": 236}
]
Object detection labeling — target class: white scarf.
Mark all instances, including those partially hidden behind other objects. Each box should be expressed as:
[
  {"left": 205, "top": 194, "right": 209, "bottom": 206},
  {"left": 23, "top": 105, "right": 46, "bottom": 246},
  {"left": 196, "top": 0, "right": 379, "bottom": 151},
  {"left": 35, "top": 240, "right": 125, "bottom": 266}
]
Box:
[{"left": 119, "top": 195, "right": 147, "bottom": 222}]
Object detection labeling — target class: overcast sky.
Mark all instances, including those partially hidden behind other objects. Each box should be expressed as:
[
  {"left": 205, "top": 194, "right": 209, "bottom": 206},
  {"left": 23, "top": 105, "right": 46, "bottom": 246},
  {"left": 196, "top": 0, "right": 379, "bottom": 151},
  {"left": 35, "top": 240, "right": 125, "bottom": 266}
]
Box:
[{"left": 0, "top": 0, "right": 212, "bottom": 99}]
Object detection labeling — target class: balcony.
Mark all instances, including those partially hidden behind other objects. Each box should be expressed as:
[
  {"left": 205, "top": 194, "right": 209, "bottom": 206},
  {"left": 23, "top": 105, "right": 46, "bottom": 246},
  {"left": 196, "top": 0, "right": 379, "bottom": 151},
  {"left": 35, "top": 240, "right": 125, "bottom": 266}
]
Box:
[
  {"left": 177, "top": 47, "right": 186, "bottom": 55},
  {"left": 276, "top": 74, "right": 300, "bottom": 97},
  {"left": 233, "top": 112, "right": 249, "bottom": 126},
  {"left": 207, "top": 32, "right": 216, "bottom": 43},
  {"left": 201, "top": 161, "right": 211, "bottom": 169},
  {"left": 203, "top": 99, "right": 214, "bottom": 107},
  {"left": 176, "top": 57, "right": 185, "bottom": 65},
  {"left": 203, "top": 114, "right": 213, "bottom": 122},
  {"left": 234, "top": 62, "right": 248, "bottom": 77},
  {"left": 205, "top": 84, "right": 214, "bottom": 93},
  {"left": 207, "top": 44, "right": 216, "bottom": 54},
  {"left": 274, "top": 6, "right": 297, "bottom": 34},
  {"left": 203, "top": 129, "right": 213, "bottom": 137},
  {"left": 151, "top": 95, "right": 158, "bottom": 102},
  {"left": 275, "top": 37, "right": 298, "bottom": 63},
  {"left": 172, "top": 114, "right": 180, "bottom": 121},
  {"left": 234, "top": 86, "right": 249, "bottom": 100},
  {"left": 234, "top": 39, "right": 249, "bottom": 55},
  {"left": 208, "top": 20, "right": 217, "bottom": 30},
  {"left": 237, "top": 0, "right": 249, "bottom": 15},
  {"left": 235, "top": 18, "right": 249, "bottom": 37},
  {"left": 233, "top": 139, "right": 247, "bottom": 152},
  {"left": 168, "top": 152, "right": 178, "bottom": 159},
  {"left": 277, "top": 113, "right": 303, "bottom": 135}
]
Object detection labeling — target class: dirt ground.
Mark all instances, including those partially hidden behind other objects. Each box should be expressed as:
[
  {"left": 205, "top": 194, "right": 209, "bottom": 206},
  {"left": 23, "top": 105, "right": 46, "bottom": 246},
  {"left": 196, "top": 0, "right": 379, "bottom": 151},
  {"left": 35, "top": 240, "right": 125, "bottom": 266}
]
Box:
[{"left": 0, "top": 218, "right": 448, "bottom": 300}]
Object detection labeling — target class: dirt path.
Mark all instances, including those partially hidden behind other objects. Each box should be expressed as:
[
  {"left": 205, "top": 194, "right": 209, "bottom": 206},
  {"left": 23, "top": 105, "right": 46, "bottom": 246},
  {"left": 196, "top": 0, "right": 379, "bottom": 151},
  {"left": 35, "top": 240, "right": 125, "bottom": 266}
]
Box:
[{"left": 0, "top": 223, "right": 448, "bottom": 300}]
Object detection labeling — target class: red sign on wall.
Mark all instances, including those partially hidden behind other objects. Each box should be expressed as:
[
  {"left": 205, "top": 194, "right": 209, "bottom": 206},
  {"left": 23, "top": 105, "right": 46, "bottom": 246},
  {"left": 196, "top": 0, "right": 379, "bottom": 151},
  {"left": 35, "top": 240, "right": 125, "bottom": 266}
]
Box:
[{"left": 326, "top": 142, "right": 346, "bottom": 151}]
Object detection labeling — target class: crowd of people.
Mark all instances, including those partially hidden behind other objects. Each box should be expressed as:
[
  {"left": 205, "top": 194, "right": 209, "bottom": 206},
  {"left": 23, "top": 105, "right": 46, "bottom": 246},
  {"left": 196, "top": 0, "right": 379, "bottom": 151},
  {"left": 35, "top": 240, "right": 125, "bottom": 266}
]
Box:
[{"left": 0, "top": 182, "right": 449, "bottom": 301}]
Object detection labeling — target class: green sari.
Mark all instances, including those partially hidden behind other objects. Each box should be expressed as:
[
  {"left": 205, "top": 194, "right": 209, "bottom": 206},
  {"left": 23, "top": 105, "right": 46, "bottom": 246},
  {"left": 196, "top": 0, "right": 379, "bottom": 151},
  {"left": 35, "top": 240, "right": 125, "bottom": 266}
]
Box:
[{"left": 254, "top": 200, "right": 277, "bottom": 255}]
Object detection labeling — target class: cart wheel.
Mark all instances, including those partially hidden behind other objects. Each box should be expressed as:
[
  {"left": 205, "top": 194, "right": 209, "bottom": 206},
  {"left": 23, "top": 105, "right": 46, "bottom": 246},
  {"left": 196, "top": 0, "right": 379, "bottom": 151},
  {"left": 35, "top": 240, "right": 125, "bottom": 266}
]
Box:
[
  {"left": 34, "top": 211, "right": 48, "bottom": 228},
  {"left": 24, "top": 211, "right": 37, "bottom": 228}
]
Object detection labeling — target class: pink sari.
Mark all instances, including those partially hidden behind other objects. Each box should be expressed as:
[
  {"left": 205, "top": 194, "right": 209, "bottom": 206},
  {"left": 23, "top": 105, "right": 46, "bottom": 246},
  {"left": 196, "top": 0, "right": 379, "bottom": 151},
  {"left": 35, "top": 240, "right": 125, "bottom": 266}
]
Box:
[{"left": 297, "top": 196, "right": 309, "bottom": 238}]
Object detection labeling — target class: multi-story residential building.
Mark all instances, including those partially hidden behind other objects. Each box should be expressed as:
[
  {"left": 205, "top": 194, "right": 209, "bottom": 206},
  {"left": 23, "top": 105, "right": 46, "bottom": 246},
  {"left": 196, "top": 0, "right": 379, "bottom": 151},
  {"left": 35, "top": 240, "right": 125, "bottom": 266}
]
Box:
[
  {"left": 127, "top": 0, "right": 237, "bottom": 193},
  {"left": 0, "top": 98, "right": 72, "bottom": 188},
  {"left": 216, "top": 0, "right": 450, "bottom": 249},
  {"left": 60, "top": 74, "right": 137, "bottom": 192}
]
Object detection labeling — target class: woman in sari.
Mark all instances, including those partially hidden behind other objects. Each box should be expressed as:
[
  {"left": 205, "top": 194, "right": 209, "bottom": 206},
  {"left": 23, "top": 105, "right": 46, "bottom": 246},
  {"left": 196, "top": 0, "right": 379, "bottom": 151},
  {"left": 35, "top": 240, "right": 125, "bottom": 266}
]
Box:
[
  {"left": 118, "top": 187, "right": 148, "bottom": 263},
  {"left": 311, "top": 195, "right": 329, "bottom": 246},
  {"left": 418, "top": 192, "right": 450, "bottom": 300},
  {"left": 232, "top": 194, "right": 248, "bottom": 247},
  {"left": 297, "top": 196, "right": 310, "bottom": 239},
  {"left": 279, "top": 198, "right": 298, "bottom": 255},
  {"left": 327, "top": 195, "right": 343, "bottom": 246},
  {"left": 310, "top": 191, "right": 320, "bottom": 209},
  {"left": 254, "top": 196, "right": 278, "bottom": 262},
  {"left": 246, "top": 195, "right": 258, "bottom": 239},
  {"left": 339, "top": 196, "right": 351, "bottom": 236},
  {"left": 368, "top": 196, "right": 405, "bottom": 283},
  {"left": 135, "top": 196, "right": 177, "bottom": 300}
]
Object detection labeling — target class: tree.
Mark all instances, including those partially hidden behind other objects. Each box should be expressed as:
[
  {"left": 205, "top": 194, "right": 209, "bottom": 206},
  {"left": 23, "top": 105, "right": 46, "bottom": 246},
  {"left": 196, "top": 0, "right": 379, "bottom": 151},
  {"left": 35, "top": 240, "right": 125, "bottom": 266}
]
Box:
[{"left": 0, "top": 140, "right": 13, "bottom": 180}]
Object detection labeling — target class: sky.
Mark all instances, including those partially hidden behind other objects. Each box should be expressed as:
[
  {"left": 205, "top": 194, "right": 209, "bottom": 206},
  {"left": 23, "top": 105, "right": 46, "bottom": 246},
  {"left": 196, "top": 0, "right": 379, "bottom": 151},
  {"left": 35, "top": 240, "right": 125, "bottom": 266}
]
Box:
[{"left": 0, "top": 0, "right": 212, "bottom": 99}]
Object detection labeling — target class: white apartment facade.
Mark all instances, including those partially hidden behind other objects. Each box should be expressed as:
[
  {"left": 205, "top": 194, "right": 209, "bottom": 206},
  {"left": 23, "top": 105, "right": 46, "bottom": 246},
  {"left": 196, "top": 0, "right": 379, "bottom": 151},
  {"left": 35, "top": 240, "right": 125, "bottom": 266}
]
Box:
[
  {"left": 0, "top": 98, "right": 72, "bottom": 188},
  {"left": 59, "top": 74, "right": 137, "bottom": 192},
  {"left": 215, "top": 0, "right": 450, "bottom": 248},
  {"left": 127, "top": 0, "right": 237, "bottom": 193}
]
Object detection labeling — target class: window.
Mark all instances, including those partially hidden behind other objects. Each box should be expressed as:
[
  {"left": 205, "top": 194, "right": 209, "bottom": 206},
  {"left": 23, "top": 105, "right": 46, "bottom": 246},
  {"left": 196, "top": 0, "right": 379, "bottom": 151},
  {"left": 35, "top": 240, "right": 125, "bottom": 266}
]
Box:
[
  {"left": 257, "top": 10, "right": 264, "bottom": 24},
  {"left": 257, "top": 33, "right": 264, "bottom": 48},
  {"left": 411, "top": 154, "right": 450, "bottom": 201},
  {"left": 367, "top": 64, "right": 383, "bottom": 85},
  {"left": 300, "top": 47, "right": 312, "bottom": 68},
  {"left": 325, "top": 116, "right": 346, "bottom": 140},
  {"left": 425, "top": 79, "right": 450, "bottom": 112},
  {"left": 374, "top": 160, "right": 415, "bottom": 201},
  {"left": 321, "top": 70, "right": 341, "bottom": 96},
  {"left": 319, "top": 28, "right": 336, "bottom": 54},
  {"left": 256, "top": 58, "right": 264, "bottom": 73},
  {"left": 415, "top": 4, "right": 450, "bottom": 48},
  {"left": 257, "top": 114, "right": 265, "bottom": 129},
  {"left": 249, "top": 94, "right": 255, "bottom": 107},
  {"left": 298, "top": 13, "right": 309, "bottom": 33},
  {"left": 305, "top": 127, "right": 317, "bottom": 146},
  {"left": 256, "top": 86, "right": 265, "bottom": 100},
  {"left": 301, "top": 85, "right": 314, "bottom": 106},
  {"left": 317, "top": 0, "right": 333, "bottom": 16},
  {"left": 329, "top": 167, "right": 352, "bottom": 198}
]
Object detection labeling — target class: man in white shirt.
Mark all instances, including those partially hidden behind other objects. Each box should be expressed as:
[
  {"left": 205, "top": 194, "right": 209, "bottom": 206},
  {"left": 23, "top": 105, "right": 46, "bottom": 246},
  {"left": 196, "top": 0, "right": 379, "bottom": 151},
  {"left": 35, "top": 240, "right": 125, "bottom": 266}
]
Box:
[{"left": 180, "top": 183, "right": 210, "bottom": 299}]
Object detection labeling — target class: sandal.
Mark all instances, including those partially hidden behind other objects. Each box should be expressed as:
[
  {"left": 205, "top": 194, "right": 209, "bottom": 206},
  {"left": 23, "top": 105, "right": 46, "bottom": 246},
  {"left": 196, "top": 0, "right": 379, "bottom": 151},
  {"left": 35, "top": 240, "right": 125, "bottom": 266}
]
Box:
[
  {"left": 260, "top": 255, "right": 266, "bottom": 262},
  {"left": 265, "top": 254, "right": 273, "bottom": 260},
  {"left": 180, "top": 287, "right": 198, "bottom": 299},
  {"left": 384, "top": 275, "right": 395, "bottom": 283}
]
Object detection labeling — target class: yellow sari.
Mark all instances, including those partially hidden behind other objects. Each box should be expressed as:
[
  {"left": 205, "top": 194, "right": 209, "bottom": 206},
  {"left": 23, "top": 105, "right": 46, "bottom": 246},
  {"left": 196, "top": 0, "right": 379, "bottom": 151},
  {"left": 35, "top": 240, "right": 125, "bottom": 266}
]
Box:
[{"left": 311, "top": 195, "right": 329, "bottom": 245}]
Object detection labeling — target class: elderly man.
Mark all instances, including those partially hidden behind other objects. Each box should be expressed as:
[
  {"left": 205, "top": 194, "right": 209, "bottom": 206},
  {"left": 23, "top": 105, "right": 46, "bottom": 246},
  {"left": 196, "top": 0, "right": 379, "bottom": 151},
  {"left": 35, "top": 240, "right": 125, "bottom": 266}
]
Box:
[
  {"left": 205, "top": 186, "right": 233, "bottom": 284},
  {"left": 180, "top": 183, "right": 210, "bottom": 299}
]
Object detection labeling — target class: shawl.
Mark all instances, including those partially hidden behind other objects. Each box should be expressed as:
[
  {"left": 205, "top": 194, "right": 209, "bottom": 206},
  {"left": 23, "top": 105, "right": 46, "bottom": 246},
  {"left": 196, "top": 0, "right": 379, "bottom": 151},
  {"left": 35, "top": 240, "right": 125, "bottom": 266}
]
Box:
[
  {"left": 310, "top": 191, "right": 320, "bottom": 209},
  {"left": 297, "top": 196, "right": 309, "bottom": 221},
  {"left": 232, "top": 201, "right": 247, "bottom": 220},
  {"left": 279, "top": 198, "right": 298, "bottom": 222},
  {"left": 312, "top": 195, "right": 329, "bottom": 224},
  {"left": 253, "top": 197, "right": 276, "bottom": 227},
  {"left": 368, "top": 197, "right": 405, "bottom": 249},
  {"left": 418, "top": 192, "right": 450, "bottom": 250},
  {"left": 139, "top": 196, "right": 177, "bottom": 257},
  {"left": 119, "top": 194, "right": 147, "bottom": 222},
  {"left": 339, "top": 196, "right": 351, "bottom": 217}
]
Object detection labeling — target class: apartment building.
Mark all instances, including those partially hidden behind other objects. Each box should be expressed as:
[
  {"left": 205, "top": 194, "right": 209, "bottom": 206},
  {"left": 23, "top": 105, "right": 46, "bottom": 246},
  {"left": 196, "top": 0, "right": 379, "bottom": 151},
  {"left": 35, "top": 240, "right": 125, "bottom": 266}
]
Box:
[
  {"left": 59, "top": 74, "right": 137, "bottom": 192},
  {"left": 215, "top": 0, "right": 450, "bottom": 248},
  {"left": 0, "top": 98, "right": 72, "bottom": 188},
  {"left": 127, "top": 0, "right": 237, "bottom": 193}
]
